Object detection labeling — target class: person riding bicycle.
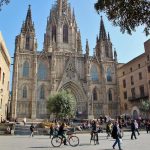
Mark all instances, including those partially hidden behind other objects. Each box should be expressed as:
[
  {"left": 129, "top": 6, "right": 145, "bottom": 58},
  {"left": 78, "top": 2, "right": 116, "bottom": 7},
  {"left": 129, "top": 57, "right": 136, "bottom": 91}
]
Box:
[
  {"left": 58, "top": 122, "right": 67, "bottom": 145},
  {"left": 91, "top": 120, "right": 99, "bottom": 144}
]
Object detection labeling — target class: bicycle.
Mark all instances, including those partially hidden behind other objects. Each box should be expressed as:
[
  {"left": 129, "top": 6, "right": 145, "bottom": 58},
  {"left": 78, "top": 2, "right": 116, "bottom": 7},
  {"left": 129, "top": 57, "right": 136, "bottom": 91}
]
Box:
[{"left": 51, "top": 129, "right": 79, "bottom": 147}]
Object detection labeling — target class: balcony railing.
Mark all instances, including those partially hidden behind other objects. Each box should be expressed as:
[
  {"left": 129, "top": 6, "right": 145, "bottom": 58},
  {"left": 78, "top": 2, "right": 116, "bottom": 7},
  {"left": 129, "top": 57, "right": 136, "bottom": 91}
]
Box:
[{"left": 128, "top": 95, "right": 149, "bottom": 101}]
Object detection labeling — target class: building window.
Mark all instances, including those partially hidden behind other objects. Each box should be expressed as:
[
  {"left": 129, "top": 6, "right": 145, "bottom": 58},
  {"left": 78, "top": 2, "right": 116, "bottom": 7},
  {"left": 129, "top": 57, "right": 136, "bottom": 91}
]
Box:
[
  {"left": 123, "top": 71, "right": 125, "bottom": 76},
  {"left": 139, "top": 85, "right": 145, "bottom": 97},
  {"left": 52, "top": 25, "right": 56, "bottom": 42},
  {"left": 0, "top": 67, "right": 1, "bottom": 81},
  {"left": 63, "top": 24, "right": 68, "bottom": 43},
  {"left": 25, "top": 36, "right": 30, "bottom": 50},
  {"left": 123, "top": 91, "right": 127, "bottom": 99},
  {"left": 138, "top": 64, "right": 140, "bottom": 68},
  {"left": 148, "top": 66, "right": 150, "bottom": 73},
  {"left": 130, "top": 67, "right": 132, "bottom": 72},
  {"left": 107, "top": 68, "right": 112, "bottom": 82},
  {"left": 23, "top": 86, "right": 27, "bottom": 98},
  {"left": 2, "top": 72, "right": 5, "bottom": 84},
  {"left": 40, "top": 85, "right": 45, "bottom": 99},
  {"left": 38, "top": 63, "right": 47, "bottom": 80},
  {"left": 23, "top": 61, "right": 29, "bottom": 77},
  {"left": 124, "top": 103, "right": 128, "bottom": 111},
  {"left": 108, "top": 89, "right": 112, "bottom": 101},
  {"left": 131, "top": 88, "right": 135, "bottom": 98},
  {"left": 123, "top": 79, "right": 126, "bottom": 88},
  {"left": 131, "top": 76, "right": 134, "bottom": 85},
  {"left": 91, "top": 65, "right": 98, "bottom": 81},
  {"left": 139, "top": 72, "right": 142, "bottom": 80},
  {"left": 147, "top": 55, "right": 150, "bottom": 61},
  {"left": 93, "top": 87, "right": 97, "bottom": 101}
]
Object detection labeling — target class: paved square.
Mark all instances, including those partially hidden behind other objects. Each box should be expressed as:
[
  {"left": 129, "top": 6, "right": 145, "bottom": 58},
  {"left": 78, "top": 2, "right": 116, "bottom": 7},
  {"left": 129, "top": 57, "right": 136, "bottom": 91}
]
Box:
[{"left": 0, "top": 131, "right": 149, "bottom": 150}]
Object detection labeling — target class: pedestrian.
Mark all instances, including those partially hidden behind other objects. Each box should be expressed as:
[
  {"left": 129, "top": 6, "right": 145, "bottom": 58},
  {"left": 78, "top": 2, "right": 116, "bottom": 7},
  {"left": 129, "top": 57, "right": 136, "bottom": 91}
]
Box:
[
  {"left": 23, "top": 117, "right": 26, "bottom": 126},
  {"left": 49, "top": 124, "right": 54, "bottom": 138},
  {"left": 30, "top": 124, "right": 35, "bottom": 137},
  {"left": 111, "top": 121, "right": 123, "bottom": 150},
  {"left": 131, "top": 120, "right": 137, "bottom": 140},
  {"left": 106, "top": 121, "right": 112, "bottom": 139},
  {"left": 134, "top": 120, "right": 140, "bottom": 135}
]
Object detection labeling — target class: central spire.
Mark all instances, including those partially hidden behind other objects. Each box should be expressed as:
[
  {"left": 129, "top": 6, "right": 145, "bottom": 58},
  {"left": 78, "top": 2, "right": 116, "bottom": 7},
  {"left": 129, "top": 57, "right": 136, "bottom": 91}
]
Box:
[{"left": 99, "top": 16, "right": 107, "bottom": 40}]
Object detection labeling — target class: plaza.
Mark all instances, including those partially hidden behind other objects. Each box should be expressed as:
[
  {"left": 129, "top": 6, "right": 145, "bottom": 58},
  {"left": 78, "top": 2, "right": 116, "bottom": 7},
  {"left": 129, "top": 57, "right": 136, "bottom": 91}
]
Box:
[{"left": 0, "top": 131, "right": 149, "bottom": 150}]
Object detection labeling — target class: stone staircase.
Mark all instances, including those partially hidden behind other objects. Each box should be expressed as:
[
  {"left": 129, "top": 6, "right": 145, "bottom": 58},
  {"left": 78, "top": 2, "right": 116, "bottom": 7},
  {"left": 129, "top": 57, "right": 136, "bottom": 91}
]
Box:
[{"left": 14, "top": 123, "right": 50, "bottom": 135}]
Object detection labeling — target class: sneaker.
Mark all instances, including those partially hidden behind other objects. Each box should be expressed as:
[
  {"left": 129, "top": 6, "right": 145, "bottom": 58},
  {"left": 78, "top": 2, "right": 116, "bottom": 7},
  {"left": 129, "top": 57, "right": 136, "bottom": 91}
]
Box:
[{"left": 112, "top": 146, "right": 115, "bottom": 149}]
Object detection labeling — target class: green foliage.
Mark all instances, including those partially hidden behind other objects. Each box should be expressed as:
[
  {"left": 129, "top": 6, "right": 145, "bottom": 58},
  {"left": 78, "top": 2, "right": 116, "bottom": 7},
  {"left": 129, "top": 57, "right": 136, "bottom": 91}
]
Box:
[
  {"left": 47, "top": 90, "right": 75, "bottom": 119},
  {"left": 95, "top": 0, "right": 150, "bottom": 36},
  {"left": 0, "top": 0, "right": 10, "bottom": 11},
  {"left": 140, "top": 100, "right": 150, "bottom": 112}
]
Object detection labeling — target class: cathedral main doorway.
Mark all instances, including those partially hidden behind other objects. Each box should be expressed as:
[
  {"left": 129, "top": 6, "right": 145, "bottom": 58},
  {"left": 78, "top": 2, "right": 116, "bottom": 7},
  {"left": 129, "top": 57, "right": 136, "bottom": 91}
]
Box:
[{"left": 59, "top": 81, "right": 87, "bottom": 118}]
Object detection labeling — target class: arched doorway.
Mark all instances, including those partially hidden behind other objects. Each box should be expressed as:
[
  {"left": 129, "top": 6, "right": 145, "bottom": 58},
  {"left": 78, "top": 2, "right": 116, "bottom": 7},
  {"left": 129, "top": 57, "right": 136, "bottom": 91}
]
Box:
[
  {"left": 133, "top": 110, "right": 138, "bottom": 120},
  {"left": 58, "top": 81, "right": 87, "bottom": 118}
]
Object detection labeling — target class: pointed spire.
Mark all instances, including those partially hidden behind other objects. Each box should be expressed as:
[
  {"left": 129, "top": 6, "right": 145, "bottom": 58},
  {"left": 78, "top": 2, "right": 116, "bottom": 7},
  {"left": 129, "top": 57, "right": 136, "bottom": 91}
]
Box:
[
  {"left": 114, "top": 48, "right": 117, "bottom": 61},
  {"left": 77, "top": 30, "right": 82, "bottom": 52},
  {"left": 96, "top": 35, "right": 99, "bottom": 43},
  {"left": 21, "top": 5, "right": 35, "bottom": 34},
  {"left": 99, "top": 16, "right": 107, "bottom": 40},
  {"left": 108, "top": 32, "right": 110, "bottom": 40},
  {"left": 86, "top": 39, "right": 89, "bottom": 55},
  {"left": 58, "top": 0, "right": 62, "bottom": 16}
]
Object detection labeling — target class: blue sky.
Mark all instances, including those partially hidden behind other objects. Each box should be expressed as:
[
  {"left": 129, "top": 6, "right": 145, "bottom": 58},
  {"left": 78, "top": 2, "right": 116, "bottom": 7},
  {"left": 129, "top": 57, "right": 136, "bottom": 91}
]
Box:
[{"left": 0, "top": 0, "right": 149, "bottom": 64}]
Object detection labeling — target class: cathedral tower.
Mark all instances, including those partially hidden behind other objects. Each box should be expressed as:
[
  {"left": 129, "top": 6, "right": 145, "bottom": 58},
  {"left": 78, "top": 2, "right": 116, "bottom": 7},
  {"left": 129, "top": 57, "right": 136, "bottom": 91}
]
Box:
[{"left": 43, "top": 0, "right": 82, "bottom": 54}]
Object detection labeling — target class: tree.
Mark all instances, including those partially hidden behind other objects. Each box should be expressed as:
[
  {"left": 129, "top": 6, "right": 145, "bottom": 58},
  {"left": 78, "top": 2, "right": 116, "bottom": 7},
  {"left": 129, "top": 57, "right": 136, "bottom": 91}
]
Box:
[
  {"left": 94, "top": 0, "right": 150, "bottom": 36},
  {"left": 140, "top": 100, "right": 150, "bottom": 119},
  {"left": 0, "top": 0, "right": 10, "bottom": 11},
  {"left": 47, "top": 90, "right": 75, "bottom": 120}
]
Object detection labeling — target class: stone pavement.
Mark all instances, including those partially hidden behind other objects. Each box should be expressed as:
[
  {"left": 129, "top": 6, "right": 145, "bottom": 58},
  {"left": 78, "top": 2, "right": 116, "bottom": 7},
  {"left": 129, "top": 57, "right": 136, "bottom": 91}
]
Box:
[{"left": 0, "top": 131, "right": 149, "bottom": 150}]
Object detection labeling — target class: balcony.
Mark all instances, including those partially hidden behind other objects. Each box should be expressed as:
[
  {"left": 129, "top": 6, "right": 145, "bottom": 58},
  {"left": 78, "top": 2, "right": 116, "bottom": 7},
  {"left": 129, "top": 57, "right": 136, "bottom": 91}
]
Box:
[{"left": 128, "top": 95, "right": 149, "bottom": 101}]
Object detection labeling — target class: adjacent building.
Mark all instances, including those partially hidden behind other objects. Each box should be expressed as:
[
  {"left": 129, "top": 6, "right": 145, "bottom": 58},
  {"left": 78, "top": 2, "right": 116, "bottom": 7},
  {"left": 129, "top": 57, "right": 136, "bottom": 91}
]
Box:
[
  {"left": 118, "top": 39, "right": 150, "bottom": 119},
  {"left": 0, "top": 32, "right": 11, "bottom": 122},
  {"left": 11, "top": 1, "right": 119, "bottom": 120}
]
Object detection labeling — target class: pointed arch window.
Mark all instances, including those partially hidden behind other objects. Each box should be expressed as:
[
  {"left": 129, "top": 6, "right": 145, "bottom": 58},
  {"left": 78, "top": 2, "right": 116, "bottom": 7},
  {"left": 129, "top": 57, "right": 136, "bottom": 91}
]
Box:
[
  {"left": 40, "top": 85, "right": 45, "bottom": 99},
  {"left": 23, "top": 86, "right": 27, "bottom": 98},
  {"left": 93, "top": 87, "right": 97, "bottom": 101},
  {"left": 52, "top": 25, "right": 56, "bottom": 42},
  {"left": 105, "top": 44, "right": 109, "bottom": 57},
  {"left": 63, "top": 24, "right": 68, "bottom": 43},
  {"left": 26, "top": 36, "right": 30, "bottom": 50},
  {"left": 38, "top": 63, "right": 47, "bottom": 80},
  {"left": 107, "top": 68, "right": 112, "bottom": 82},
  {"left": 23, "top": 61, "right": 29, "bottom": 77},
  {"left": 91, "top": 65, "right": 98, "bottom": 81},
  {"left": 108, "top": 89, "right": 112, "bottom": 101}
]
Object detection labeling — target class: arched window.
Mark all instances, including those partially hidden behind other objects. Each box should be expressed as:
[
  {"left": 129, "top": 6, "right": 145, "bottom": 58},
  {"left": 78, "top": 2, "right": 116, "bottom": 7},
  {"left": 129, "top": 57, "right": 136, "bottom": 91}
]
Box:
[
  {"left": 38, "top": 63, "right": 47, "bottom": 80},
  {"left": 23, "top": 86, "right": 27, "bottom": 98},
  {"left": 93, "top": 87, "right": 97, "bottom": 101},
  {"left": 40, "top": 85, "right": 45, "bottom": 99},
  {"left": 91, "top": 65, "right": 98, "bottom": 81},
  {"left": 23, "top": 61, "right": 29, "bottom": 77},
  {"left": 25, "top": 36, "right": 30, "bottom": 50},
  {"left": 105, "top": 44, "right": 109, "bottom": 57},
  {"left": 52, "top": 25, "right": 56, "bottom": 42},
  {"left": 107, "top": 68, "right": 112, "bottom": 82},
  {"left": 108, "top": 89, "right": 112, "bottom": 101},
  {"left": 63, "top": 24, "right": 68, "bottom": 43}
]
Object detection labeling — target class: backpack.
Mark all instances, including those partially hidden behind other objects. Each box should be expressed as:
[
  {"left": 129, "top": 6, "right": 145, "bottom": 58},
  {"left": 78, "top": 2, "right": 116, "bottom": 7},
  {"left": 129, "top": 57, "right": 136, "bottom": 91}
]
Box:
[{"left": 111, "top": 126, "right": 116, "bottom": 139}]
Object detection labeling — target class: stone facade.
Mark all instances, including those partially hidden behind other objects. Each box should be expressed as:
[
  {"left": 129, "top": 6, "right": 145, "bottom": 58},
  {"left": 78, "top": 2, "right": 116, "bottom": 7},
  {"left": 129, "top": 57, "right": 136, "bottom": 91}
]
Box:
[
  {"left": 11, "top": 1, "right": 119, "bottom": 120},
  {"left": 0, "top": 32, "right": 11, "bottom": 122},
  {"left": 118, "top": 39, "right": 150, "bottom": 119}
]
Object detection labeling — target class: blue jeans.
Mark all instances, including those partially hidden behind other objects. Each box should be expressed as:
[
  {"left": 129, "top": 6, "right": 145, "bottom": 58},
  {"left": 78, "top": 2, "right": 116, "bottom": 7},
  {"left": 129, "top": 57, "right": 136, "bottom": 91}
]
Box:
[{"left": 113, "top": 137, "right": 121, "bottom": 149}]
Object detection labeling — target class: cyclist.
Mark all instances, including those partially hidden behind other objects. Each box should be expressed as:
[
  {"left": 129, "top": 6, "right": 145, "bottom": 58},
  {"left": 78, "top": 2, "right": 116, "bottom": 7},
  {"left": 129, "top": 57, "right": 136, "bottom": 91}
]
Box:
[
  {"left": 58, "top": 122, "right": 67, "bottom": 145},
  {"left": 91, "top": 120, "right": 99, "bottom": 144}
]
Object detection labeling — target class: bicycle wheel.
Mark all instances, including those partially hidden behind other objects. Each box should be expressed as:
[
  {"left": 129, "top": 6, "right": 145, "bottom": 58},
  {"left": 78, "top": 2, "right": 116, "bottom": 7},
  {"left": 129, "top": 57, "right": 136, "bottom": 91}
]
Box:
[
  {"left": 51, "top": 136, "right": 62, "bottom": 147},
  {"left": 69, "top": 135, "right": 79, "bottom": 147}
]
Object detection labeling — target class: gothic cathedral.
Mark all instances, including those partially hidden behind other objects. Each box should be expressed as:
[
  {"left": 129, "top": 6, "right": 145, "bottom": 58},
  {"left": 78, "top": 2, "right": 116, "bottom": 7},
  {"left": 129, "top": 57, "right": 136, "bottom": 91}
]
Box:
[{"left": 11, "top": 0, "right": 119, "bottom": 120}]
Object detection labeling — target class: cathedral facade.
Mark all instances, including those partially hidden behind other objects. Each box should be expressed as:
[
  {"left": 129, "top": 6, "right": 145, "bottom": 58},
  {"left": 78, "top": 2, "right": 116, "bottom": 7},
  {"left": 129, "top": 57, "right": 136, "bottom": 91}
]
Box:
[{"left": 11, "top": 0, "right": 119, "bottom": 120}]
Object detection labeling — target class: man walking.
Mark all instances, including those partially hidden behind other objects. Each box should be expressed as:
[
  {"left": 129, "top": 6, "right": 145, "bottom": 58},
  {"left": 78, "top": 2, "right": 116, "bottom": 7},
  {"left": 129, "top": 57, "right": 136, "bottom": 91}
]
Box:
[
  {"left": 131, "top": 120, "right": 137, "bottom": 140},
  {"left": 112, "top": 121, "right": 123, "bottom": 150}
]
